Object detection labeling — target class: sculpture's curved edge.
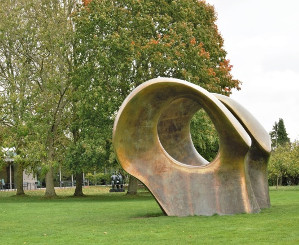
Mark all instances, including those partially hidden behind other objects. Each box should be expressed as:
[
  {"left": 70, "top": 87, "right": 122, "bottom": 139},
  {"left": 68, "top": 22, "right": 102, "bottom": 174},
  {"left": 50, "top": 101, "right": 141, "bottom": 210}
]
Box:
[
  {"left": 113, "top": 77, "right": 252, "bottom": 157},
  {"left": 214, "top": 94, "right": 271, "bottom": 153}
]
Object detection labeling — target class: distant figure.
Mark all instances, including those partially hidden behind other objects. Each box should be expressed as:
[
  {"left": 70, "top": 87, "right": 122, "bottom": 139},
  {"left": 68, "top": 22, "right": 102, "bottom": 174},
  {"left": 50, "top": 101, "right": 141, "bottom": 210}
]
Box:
[
  {"left": 111, "top": 173, "right": 119, "bottom": 189},
  {"left": 117, "top": 173, "right": 124, "bottom": 189},
  {"left": 0, "top": 179, "right": 5, "bottom": 189},
  {"left": 110, "top": 173, "right": 125, "bottom": 192}
]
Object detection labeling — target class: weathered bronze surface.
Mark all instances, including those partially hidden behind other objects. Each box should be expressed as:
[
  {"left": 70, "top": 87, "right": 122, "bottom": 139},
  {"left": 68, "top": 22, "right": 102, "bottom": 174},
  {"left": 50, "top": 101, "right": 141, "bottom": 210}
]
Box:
[{"left": 113, "top": 78, "right": 271, "bottom": 216}]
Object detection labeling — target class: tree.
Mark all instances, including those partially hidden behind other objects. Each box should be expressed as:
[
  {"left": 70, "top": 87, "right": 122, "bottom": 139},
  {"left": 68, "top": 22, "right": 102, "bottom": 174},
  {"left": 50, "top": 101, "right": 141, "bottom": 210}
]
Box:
[
  {"left": 66, "top": 70, "right": 119, "bottom": 196},
  {"left": 0, "top": 0, "right": 40, "bottom": 195},
  {"left": 0, "top": 0, "right": 78, "bottom": 197},
  {"left": 289, "top": 141, "right": 299, "bottom": 185},
  {"left": 270, "top": 118, "right": 290, "bottom": 149},
  {"left": 268, "top": 141, "right": 299, "bottom": 187},
  {"left": 30, "top": 0, "right": 78, "bottom": 197},
  {"left": 74, "top": 0, "right": 241, "bottom": 194},
  {"left": 268, "top": 144, "right": 289, "bottom": 188}
]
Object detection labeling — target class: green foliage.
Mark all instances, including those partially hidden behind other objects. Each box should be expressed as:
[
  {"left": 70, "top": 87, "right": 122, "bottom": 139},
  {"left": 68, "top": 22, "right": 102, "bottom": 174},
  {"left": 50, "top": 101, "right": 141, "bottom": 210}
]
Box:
[
  {"left": 268, "top": 141, "right": 299, "bottom": 186},
  {"left": 75, "top": 0, "right": 240, "bottom": 94},
  {"left": 85, "top": 172, "right": 110, "bottom": 184},
  {"left": 270, "top": 118, "right": 290, "bottom": 149},
  {"left": 0, "top": 0, "right": 78, "bottom": 196},
  {"left": 268, "top": 119, "right": 295, "bottom": 187},
  {"left": 190, "top": 109, "right": 219, "bottom": 161},
  {"left": 64, "top": 126, "right": 122, "bottom": 187}
]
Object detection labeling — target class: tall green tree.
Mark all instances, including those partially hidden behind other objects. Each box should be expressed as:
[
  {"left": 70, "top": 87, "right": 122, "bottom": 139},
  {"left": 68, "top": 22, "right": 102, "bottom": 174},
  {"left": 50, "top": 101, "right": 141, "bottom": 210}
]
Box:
[
  {"left": 30, "top": 0, "right": 77, "bottom": 197},
  {"left": 0, "top": 0, "right": 78, "bottom": 197},
  {"left": 66, "top": 56, "right": 118, "bottom": 196},
  {"left": 268, "top": 144, "right": 289, "bottom": 188},
  {"left": 74, "top": 0, "right": 241, "bottom": 194},
  {"left": 0, "top": 0, "right": 40, "bottom": 195},
  {"left": 270, "top": 118, "right": 290, "bottom": 149}
]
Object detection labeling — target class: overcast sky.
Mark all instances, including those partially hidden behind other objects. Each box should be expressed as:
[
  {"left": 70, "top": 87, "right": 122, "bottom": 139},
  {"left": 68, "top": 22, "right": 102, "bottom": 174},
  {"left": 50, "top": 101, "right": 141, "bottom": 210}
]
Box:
[{"left": 205, "top": 0, "right": 299, "bottom": 141}]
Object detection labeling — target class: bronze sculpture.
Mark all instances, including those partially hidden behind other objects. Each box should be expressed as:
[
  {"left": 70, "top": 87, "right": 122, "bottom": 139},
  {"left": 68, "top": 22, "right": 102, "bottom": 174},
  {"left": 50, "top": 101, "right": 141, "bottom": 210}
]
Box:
[
  {"left": 113, "top": 77, "right": 271, "bottom": 216},
  {"left": 110, "top": 173, "right": 125, "bottom": 192}
]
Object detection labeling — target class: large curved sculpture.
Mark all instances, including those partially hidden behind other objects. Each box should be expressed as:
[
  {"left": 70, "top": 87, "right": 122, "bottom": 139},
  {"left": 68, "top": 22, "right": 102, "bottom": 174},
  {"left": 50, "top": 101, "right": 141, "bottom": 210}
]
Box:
[{"left": 113, "top": 77, "right": 271, "bottom": 216}]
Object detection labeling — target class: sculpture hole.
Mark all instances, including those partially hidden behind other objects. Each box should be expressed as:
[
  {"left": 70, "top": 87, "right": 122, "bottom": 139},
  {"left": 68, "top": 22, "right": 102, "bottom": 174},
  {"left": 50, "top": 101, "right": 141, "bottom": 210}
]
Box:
[
  {"left": 157, "top": 98, "right": 219, "bottom": 166},
  {"left": 190, "top": 109, "right": 219, "bottom": 162}
]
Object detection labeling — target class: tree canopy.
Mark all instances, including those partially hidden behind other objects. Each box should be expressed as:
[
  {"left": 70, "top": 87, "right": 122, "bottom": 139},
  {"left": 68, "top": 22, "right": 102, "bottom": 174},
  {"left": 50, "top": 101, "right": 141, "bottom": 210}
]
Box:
[
  {"left": 268, "top": 141, "right": 299, "bottom": 187},
  {"left": 75, "top": 0, "right": 240, "bottom": 94},
  {"left": 270, "top": 118, "right": 290, "bottom": 149},
  {"left": 1, "top": 0, "right": 243, "bottom": 195},
  {"left": 0, "top": 0, "right": 78, "bottom": 196},
  {"left": 74, "top": 0, "right": 241, "bottom": 164}
]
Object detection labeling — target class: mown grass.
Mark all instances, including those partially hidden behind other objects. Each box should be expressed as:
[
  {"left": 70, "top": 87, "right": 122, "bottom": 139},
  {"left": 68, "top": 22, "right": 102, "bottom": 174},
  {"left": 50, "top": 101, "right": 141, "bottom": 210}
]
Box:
[{"left": 0, "top": 186, "right": 299, "bottom": 244}]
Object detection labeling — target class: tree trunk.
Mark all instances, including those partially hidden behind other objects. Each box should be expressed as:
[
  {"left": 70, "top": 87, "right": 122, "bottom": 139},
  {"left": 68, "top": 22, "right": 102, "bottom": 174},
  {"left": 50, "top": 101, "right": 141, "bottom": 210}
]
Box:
[
  {"left": 74, "top": 172, "right": 84, "bottom": 196},
  {"left": 16, "top": 163, "right": 25, "bottom": 196},
  {"left": 45, "top": 166, "right": 56, "bottom": 197},
  {"left": 44, "top": 127, "right": 57, "bottom": 197},
  {"left": 127, "top": 175, "right": 138, "bottom": 195},
  {"left": 276, "top": 176, "right": 279, "bottom": 189}
]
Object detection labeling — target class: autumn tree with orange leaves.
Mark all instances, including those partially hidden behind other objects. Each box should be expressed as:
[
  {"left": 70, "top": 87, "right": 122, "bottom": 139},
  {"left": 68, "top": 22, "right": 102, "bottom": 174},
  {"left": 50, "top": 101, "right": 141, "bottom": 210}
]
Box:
[
  {"left": 73, "top": 0, "right": 241, "bottom": 193},
  {"left": 75, "top": 0, "right": 240, "bottom": 93}
]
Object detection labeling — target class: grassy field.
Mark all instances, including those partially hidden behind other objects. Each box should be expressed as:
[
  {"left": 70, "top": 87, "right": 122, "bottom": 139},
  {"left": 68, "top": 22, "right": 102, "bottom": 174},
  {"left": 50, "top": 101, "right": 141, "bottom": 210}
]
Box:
[{"left": 0, "top": 186, "right": 298, "bottom": 244}]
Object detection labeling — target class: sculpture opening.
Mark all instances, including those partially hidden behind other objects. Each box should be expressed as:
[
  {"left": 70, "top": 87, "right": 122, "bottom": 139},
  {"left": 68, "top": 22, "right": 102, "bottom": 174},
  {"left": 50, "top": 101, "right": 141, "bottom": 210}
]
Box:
[
  {"left": 190, "top": 109, "right": 219, "bottom": 163},
  {"left": 157, "top": 97, "right": 219, "bottom": 167}
]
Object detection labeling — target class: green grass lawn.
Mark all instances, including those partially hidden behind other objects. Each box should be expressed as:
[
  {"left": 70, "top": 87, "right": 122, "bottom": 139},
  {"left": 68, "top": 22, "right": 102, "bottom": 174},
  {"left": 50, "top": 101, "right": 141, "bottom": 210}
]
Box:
[{"left": 0, "top": 186, "right": 298, "bottom": 245}]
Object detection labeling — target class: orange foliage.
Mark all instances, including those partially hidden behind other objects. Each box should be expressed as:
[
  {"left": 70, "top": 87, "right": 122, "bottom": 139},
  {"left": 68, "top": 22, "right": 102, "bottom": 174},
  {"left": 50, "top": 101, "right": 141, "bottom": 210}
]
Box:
[
  {"left": 198, "top": 42, "right": 204, "bottom": 48},
  {"left": 190, "top": 37, "right": 196, "bottom": 45},
  {"left": 207, "top": 68, "right": 216, "bottom": 77},
  {"left": 219, "top": 59, "right": 233, "bottom": 72},
  {"left": 199, "top": 48, "right": 210, "bottom": 59},
  {"left": 83, "top": 0, "right": 92, "bottom": 6},
  {"left": 175, "top": 50, "right": 182, "bottom": 57},
  {"left": 162, "top": 34, "right": 169, "bottom": 40},
  {"left": 148, "top": 39, "right": 159, "bottom": 45}
]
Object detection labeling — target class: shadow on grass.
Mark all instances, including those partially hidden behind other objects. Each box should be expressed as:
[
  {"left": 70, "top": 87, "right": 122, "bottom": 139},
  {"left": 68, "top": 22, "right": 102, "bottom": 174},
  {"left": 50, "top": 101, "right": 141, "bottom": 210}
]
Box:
[{"left": 133, "top": 211, "right": 166, "bottom": 219}]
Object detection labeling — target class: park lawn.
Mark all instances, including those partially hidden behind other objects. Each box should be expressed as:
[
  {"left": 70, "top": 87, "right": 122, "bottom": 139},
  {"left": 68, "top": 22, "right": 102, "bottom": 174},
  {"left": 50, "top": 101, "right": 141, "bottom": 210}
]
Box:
[{"left": 0, "top": 186, "right": 298, "bottom": 245}]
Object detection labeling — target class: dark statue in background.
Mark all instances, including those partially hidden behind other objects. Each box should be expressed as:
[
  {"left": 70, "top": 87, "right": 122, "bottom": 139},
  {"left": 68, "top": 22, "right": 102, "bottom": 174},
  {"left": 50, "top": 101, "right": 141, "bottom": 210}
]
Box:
[{"left": 110, "top": 173, "right": 125, "bottom": 192}]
